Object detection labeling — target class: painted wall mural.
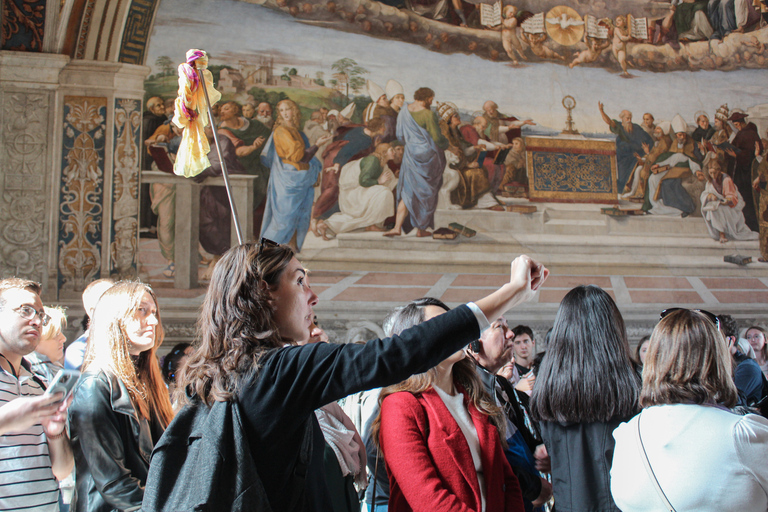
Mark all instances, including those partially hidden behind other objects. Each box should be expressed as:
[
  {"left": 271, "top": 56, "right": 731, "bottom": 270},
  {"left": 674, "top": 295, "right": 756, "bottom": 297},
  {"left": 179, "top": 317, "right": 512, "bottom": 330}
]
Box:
[
  {"left": 139, "top": 0, "right": 768, "bottom": 273},
  {"left": 244, "top": 0, "right": 768, "bottom": 73},
  {"left": 58, "top": 96, "right": 107, "bottom": 292}
]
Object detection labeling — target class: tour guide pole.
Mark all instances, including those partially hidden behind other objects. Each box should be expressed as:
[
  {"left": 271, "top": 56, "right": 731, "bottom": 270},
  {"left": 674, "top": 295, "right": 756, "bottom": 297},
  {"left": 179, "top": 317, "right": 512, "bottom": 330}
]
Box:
[{"left": 192, "top": 58, "right": 245, "bottom": 246}]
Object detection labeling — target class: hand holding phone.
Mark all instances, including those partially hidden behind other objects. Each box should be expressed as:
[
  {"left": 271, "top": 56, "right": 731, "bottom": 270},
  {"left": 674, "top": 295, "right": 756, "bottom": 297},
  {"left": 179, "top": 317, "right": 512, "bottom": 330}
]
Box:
[{"left": 44, "top": 369, "right": 81, "bottom": 405}]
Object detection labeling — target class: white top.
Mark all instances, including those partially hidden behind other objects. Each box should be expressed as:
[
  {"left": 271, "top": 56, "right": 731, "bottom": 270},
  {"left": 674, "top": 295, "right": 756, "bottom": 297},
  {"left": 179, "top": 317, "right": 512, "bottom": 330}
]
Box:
[
  {"left": 434, "top": 385, "right": 487, "bottom": 512},
  {"left": 611, "top": 404, "right": 768, "bottom": 512}
]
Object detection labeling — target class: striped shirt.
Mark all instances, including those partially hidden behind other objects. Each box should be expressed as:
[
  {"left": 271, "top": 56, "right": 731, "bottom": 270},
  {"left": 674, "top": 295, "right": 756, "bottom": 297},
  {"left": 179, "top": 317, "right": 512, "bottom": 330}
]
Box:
[{"left": 0, "top": 360, "right": 59, "bottom": 512}]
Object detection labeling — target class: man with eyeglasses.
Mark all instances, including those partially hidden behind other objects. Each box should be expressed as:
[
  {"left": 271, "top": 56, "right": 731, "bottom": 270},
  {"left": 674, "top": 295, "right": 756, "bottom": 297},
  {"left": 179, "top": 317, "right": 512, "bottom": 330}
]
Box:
[{"left": 0, "top": 278, "right": 74, "bottom": 511}]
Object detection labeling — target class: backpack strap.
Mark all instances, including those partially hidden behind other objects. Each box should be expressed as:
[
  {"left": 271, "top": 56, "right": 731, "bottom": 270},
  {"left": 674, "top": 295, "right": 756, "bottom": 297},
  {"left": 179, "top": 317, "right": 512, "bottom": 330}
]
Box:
[{"left": 286, "top": 417, "right": 314, "bottom": 511}]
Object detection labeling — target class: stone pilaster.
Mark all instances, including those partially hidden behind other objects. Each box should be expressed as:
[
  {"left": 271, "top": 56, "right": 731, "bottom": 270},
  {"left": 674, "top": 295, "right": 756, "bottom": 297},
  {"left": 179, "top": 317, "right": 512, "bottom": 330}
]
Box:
[{"left": 0, "top": 51, "right": 68, "bottom": 300}]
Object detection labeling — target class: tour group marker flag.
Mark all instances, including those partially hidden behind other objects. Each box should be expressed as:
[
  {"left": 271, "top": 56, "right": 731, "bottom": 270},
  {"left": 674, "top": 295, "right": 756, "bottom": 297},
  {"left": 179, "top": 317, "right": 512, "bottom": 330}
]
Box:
[{"left": 172, "top": 49, "right": 222, "bottom": 178}]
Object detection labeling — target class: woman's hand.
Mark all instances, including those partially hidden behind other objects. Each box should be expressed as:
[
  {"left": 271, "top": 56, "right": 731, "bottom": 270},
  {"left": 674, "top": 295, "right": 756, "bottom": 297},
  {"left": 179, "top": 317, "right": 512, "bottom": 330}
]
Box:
[
  {"left": 475, "top": 255, "right": 548, "bottom": 321},
  {"left": 510, "top": 255, "right": 548, "bottom": 298}
]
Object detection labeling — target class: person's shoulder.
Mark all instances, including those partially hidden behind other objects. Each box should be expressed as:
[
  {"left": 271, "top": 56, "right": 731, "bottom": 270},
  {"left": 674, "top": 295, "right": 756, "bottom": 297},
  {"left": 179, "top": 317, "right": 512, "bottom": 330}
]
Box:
[
  {"left": 382, "top": 390, "right": 421, "bottom": 408},
  {"left": 72, "top": 370, "right": 111, "bottom": 400},
  {"left": 733, "top": 413, "right": 768, "bottom": 458}
]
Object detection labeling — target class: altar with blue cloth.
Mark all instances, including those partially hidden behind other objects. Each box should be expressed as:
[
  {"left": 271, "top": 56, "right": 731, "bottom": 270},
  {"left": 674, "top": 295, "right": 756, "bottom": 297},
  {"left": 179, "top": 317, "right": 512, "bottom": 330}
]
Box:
[{"left": 525, "top": 135, "right": 618, "bottom": 204}]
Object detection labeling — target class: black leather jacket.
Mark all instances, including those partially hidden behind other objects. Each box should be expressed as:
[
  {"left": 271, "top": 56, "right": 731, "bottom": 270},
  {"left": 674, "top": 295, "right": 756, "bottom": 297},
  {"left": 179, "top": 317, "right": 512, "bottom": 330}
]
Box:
[{"left": 68, "top": 370, "right": 165, "bottom": 512}]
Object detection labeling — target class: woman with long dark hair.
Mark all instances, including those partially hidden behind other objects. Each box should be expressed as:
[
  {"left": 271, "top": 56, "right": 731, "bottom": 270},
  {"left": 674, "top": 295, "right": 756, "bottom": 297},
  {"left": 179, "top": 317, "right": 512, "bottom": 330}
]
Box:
[
  {"left": 611, "top": 309, "right": 768, "bottom": 511},
  {"left": 530, "top": 285, "right": 640, "bottom": 512},
  {"left": 373, "top": 298, "right": 523, "bottom": 511},
  {"left": 68, "top": 282, "right": 174, "bottom": 512},
  {"left": 155, "top": 242, "right": 547, "bottom": 511}
]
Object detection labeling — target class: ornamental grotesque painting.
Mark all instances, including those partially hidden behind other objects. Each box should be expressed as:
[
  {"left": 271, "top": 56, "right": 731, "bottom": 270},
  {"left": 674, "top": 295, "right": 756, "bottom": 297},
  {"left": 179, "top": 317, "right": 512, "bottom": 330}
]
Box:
[{"left": 58, "top": 97, "right": 106, "bottom": 292}]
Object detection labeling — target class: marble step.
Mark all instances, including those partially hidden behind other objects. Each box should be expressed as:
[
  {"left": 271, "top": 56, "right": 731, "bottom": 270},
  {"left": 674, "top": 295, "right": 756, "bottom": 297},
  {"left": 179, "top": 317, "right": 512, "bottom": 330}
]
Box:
[
  {"left": 299, "top": 243, "right": 768, "bottom": 277},
  {"left": 325, "top": 229, "right": 757, "bottom": 258},
  {"left": 432, "top": 205, "right": 712, "bottom": 237}
]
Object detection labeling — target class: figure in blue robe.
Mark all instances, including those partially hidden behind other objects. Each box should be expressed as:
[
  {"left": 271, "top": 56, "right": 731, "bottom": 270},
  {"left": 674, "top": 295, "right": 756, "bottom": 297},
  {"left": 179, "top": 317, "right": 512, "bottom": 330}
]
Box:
[{"left": 260, "top": 128, "right": 321, "bottom": 251}]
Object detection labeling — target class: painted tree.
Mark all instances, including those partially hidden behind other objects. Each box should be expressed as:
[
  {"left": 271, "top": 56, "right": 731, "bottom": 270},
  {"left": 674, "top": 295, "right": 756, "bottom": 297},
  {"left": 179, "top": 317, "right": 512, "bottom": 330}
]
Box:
[
  {"left": 331, "top": 58, "right": 369, "bottom": 97},
  {"left": 155, "top": 55, "right": 174, "bottom": 76}
]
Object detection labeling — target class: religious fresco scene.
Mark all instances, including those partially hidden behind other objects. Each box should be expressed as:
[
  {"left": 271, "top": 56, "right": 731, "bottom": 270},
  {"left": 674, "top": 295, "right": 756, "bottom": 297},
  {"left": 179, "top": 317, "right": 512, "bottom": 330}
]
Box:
[
  {"left": 136, "top": 0, "right": 768, "bottom": 293},
  {"left": 1, "top": 0, "right": 767, "bottom": 340}
]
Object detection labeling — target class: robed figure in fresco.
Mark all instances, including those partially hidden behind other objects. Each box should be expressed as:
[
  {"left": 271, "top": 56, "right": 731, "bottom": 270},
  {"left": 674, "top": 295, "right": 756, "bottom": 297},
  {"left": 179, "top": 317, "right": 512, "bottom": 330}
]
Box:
[
  {"left": 261, "top": 99, "right": 330, "bottom": 251},
  {"left": 385, "top": 87, "right": 448, "bottom": 237}
]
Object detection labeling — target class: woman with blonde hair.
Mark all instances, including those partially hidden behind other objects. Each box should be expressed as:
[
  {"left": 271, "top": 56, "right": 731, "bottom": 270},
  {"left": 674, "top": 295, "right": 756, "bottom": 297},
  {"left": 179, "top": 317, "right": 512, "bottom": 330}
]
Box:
[
  {"left": 27, "top": 306, "right": 67, "bottom": 383},
  {"left": 611, "top": 309, "right": 768, "bottom": 511},
  {"left": 68, "top": 282, "right": 173, "bottom": 512},
  {"left": 261, "top": 99, "right": 331, "bottom": 251},
  {"left": 374, "top": 298, "right": 524, "bottom": 512}
]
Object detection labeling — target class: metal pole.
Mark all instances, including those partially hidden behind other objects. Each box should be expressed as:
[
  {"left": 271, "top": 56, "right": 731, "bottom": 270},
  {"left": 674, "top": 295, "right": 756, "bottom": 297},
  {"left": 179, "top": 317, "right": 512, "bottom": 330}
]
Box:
[{"left": 195, "top": 66, "right": 245, "bottom": 245}]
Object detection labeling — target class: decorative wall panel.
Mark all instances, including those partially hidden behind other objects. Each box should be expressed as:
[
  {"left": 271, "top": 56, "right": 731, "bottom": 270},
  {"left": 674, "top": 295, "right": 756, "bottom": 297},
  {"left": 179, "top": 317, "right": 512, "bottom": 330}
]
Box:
[
  {"left": 0, "top": 92, "right": 49, "bottom": 280},
  {"left": 58, "top": 96, "right": 107, "bottom": 292},
  {"left": 110, "top": 97, "right": 141, "bottom": 279},
  {"left": 118, "top": 0, "right": 158, "bottom": 65},
  {"left": 1, "top": 0, "right": 46, "bottom": 51}
]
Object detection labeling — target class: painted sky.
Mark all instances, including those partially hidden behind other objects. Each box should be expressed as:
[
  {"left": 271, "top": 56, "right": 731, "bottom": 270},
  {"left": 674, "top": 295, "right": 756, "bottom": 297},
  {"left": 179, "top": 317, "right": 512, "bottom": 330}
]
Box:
[{"left": 147, "top": 0, "right": 768, "bottom": 133}]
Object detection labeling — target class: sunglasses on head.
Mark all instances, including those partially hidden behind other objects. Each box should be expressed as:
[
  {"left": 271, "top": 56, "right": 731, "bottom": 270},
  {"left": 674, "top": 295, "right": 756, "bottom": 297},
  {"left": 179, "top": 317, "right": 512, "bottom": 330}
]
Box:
[
  {"left": 257, "top": 237, "right": 280, "bottom": 254},
  {"left": 660, "top": 307, "right": 720, "bottom": 331}
]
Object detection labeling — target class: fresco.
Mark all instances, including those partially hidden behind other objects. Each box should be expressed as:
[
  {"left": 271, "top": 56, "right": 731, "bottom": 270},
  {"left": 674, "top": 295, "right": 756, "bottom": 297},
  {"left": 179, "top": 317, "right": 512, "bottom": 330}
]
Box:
[{"left": 140, "top": 0, "right": 768, "bottom": 270}]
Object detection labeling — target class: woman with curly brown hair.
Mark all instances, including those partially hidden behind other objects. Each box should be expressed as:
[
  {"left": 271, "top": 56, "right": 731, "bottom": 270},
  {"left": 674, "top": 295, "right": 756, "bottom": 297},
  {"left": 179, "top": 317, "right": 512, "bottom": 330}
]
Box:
[
  {"left": 68, "top": 282, "right": 174, "bottom": 512},
  {"left": 155, "top": 242, "right": 547, "bottom": 511},
  {"left": 260, "top": 99, "right": 332, "bottom": 251},
  {"left": 374, "top": 297, "right": 523, "bottom": 512}
]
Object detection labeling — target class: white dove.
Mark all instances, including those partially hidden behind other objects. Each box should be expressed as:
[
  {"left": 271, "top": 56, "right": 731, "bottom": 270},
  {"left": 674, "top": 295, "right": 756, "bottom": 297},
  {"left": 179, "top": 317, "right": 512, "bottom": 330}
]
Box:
[{"left": 546, "top": 13, "right": 584, "bottom": 29}]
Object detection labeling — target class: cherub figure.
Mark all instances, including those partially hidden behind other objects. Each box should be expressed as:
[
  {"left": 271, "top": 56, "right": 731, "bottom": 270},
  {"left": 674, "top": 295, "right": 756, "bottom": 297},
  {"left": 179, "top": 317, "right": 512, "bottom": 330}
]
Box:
[
  {"left": 500, "top": 5, "right": 527, "bottom": 65},
  {"left": 610, "top": 15, "right": 632, "bottom": 77},
  {"left": 569, "top": 36, "right": 610, "bottom": 68},
  {"left": 521, "top": 31, "right": 566, "bottom": 61}
]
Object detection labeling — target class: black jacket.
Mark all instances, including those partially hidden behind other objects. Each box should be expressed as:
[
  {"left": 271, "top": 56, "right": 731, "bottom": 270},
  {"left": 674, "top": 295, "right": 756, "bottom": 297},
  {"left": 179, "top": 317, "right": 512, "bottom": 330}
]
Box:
[
  {"left": 69, "top": 371, "right": 164, "bottom": 512},
  {"left": 539, "top": 419, "right": 628, "bottom": 512},
  {"left": 236, "top": 305, "right": 480, "bottom": 511}
]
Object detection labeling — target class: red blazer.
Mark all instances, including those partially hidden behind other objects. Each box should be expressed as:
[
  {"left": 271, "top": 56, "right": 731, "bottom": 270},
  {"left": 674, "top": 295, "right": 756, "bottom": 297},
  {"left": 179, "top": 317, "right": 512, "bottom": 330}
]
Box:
[{"left": 379, "top": 386, "right": 524, "bottom": 512}]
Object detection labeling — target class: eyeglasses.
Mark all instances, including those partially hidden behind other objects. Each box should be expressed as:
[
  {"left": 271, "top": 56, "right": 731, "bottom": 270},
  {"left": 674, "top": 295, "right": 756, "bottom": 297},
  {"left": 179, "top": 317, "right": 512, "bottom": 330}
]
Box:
[
  {"left": 257, "top": 237, "right": 279, "bottom": 254},
  {"left": 13, "top": 305, "right": 51, "bottom": 327},
  {"left": 660, "top": 308, "right": 720, "bottom": 331}
]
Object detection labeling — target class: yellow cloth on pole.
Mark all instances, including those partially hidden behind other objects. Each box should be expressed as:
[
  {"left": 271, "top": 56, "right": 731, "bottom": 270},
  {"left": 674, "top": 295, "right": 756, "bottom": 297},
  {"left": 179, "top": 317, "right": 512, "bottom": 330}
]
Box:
[{"left": 172, "top": 49, "right": 222, "bottom": 178}]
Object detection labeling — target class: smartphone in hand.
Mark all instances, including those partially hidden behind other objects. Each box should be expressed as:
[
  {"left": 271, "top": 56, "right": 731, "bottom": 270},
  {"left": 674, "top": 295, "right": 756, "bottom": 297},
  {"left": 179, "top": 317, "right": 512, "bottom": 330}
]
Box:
[{"left": 43, "top": 369, "right": 81, "bottom": 404}]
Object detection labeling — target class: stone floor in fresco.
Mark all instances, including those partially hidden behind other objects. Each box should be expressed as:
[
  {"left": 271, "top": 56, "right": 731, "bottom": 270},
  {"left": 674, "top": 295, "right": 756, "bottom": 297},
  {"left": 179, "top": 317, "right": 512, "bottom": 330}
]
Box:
[{"left": 136, "top": 199, "right": 768, "bottom": 336}]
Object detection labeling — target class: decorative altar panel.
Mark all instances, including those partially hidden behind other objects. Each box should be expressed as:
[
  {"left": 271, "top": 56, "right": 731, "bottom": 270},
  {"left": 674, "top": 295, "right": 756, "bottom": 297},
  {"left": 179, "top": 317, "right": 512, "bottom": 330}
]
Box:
[{"left": 525, "top": 136, "right": 618, "bottom": 204}]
